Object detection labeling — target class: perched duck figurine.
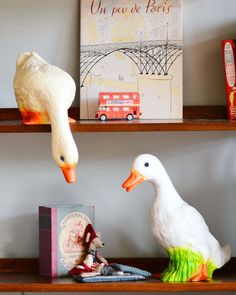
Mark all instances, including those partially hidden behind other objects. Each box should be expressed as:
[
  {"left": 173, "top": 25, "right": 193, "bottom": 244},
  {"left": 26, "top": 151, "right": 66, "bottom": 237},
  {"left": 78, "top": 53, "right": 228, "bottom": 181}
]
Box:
[
  {"left": 122, "top": 154, "right": 231, "bottom": 282},
  {"left": 14, "top": 52, "right": 78, "bottom": 183}
]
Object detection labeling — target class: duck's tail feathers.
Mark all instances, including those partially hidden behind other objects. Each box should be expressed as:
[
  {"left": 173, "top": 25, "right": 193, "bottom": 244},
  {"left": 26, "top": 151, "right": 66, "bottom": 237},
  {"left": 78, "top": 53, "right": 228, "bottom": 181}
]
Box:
[{"left": 219, "top": 244, "right": 231, "bottom": 267}]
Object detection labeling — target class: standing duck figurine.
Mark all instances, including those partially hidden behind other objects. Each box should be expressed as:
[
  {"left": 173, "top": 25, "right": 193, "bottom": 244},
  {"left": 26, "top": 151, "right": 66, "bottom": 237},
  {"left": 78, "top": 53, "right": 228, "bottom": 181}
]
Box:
[
  {"left": 122, "top": 154, "right": 231, "bottom": 282},
  {"left": 14, "top": 52, "right": 78, "bottom": 183}
]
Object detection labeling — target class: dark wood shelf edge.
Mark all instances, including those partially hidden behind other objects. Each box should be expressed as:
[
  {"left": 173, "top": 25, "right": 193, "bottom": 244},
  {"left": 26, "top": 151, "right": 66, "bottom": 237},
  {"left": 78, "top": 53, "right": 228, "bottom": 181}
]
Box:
[
  {"left": 0, "top": 258, "right": 235, "bottom": 292},
  {"left": 2, "top": 119, "right": 236, "bottom": 133},
  {"left": 0, "top": 106, "right": 234, "bottom": 133},
  {"left": 0, "top": 106, "right": 228, "bottom": 121},
  {"left": 1, "top": 282, "right": 236, "bottom": 293},
  {"left": 0, "top": 107, "right": 80, "bottom": 121}
]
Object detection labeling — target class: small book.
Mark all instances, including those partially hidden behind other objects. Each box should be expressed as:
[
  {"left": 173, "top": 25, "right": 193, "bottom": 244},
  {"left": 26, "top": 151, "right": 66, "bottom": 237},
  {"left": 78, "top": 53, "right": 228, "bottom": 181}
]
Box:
[
  {"left": 39, "top": 204, "right": 95, "bottom": 277},
  {"left": 222, "top": 40, "right": 236, "bottom": 120}
]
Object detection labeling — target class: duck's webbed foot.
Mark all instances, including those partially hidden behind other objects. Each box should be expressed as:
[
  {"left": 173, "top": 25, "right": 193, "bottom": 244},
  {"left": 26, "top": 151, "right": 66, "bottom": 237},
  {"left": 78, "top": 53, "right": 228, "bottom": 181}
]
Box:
[
  {"left": 68, "top": 117, "right": 76, "bottom": 123},
  {"left": 190, "top": 264, "right": 209, "bottom": 282},
  {"left": 20, "top": 109, "right": 49, "bottom": 124}
]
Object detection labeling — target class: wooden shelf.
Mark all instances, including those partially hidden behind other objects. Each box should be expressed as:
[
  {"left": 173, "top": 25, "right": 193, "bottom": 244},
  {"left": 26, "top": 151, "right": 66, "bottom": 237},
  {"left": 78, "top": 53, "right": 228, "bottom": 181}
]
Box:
[
  {"left": 1, "top": 106, "right": 236, "bottom": 133},
  {"left": 0, "top": 258, "right": 235, "bottom": 292}
]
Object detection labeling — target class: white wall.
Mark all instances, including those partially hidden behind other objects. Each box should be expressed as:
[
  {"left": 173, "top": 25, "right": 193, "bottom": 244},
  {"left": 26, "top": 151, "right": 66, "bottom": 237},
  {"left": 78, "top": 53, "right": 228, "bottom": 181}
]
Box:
[
  {"left": 0, "top": 0, "right": 236, "bottom": 279},
  {"left": 0, "top": 131, "right": 236, "bottom": 259},
  {"left": 184, "top": 0, "right": 236, "bottom": 105},
  {"left": 0, "top": 0, "right": 79, "bottom": 107}
]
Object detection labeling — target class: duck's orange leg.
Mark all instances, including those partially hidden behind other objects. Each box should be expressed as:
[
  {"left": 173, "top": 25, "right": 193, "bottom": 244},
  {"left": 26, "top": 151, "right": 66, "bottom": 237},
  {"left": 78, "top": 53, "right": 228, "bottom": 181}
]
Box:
[
  {"left": 20, "top": 109, "right": 49, "bottom": 125},
  {"left": 190, "top": 264, "right": 209, "bottom": 282}
]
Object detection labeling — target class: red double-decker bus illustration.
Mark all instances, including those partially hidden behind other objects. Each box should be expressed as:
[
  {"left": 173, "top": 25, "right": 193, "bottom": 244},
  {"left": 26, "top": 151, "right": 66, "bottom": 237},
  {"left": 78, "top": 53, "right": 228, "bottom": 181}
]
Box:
[{"left": 96, "top": 92, "right": 142, "bottom": 121}]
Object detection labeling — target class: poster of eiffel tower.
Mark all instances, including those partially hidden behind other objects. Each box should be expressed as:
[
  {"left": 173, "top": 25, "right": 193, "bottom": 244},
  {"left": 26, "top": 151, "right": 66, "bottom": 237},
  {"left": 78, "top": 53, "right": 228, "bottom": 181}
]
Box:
[{"left": 80, "top": 0, "right": 183, "bottom": 120}]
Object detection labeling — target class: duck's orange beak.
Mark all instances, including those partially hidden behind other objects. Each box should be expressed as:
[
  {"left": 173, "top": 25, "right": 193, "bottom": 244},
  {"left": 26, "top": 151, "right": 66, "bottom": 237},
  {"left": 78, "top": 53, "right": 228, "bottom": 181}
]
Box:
[
  {"left": 61, "top": 164, "right": 76, "bottom": 183},
  {"left": 122, "top": 170, "right": 145, "bottom": 192}
]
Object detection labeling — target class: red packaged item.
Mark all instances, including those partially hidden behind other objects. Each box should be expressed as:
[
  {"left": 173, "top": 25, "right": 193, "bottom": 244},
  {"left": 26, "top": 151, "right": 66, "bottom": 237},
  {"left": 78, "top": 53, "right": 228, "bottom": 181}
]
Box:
[{"left": 222, "top": 40, "right": 236, "bottom": 120}]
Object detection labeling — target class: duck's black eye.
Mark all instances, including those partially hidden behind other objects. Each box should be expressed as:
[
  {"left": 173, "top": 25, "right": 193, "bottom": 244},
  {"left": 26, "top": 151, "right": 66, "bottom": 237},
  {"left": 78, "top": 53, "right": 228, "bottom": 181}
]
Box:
[
  {"left": 60, "top": 156, "right": 65, "bottom": 161},
  {"left": 144, "top": 162, "right": 149, "bottom": 167}
]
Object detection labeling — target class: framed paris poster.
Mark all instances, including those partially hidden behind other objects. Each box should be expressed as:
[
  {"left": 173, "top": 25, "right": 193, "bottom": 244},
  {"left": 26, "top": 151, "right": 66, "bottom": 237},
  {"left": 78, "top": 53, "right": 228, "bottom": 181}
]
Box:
[{"left": 80, "top": 0, "right": 183, "bottom": 120}]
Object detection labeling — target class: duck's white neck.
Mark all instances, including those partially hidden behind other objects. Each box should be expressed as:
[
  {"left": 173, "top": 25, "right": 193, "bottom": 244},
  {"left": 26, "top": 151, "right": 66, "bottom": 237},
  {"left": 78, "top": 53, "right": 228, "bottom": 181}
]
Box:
[
  {"left": 50, "top": 107, "right": 71, "bottom": 137},
  {"left": 151, "top": 169, "right": 184, "bottom": 214},
  {"left": 149, "top": 168, "right": 184, "bottom": 249},
  {"left": 49, "top": 107, "right": 76, "bottom": 157}
]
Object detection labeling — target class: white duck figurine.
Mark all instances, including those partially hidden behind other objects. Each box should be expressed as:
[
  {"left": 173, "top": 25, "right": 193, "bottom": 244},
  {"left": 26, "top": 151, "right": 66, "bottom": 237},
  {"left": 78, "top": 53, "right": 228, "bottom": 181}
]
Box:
[
  {"left": 122, "top": 154, "right": 231, "bottom": 282},
  {"left": 14, "top": 52, "right": 78, "bottom": 183}
]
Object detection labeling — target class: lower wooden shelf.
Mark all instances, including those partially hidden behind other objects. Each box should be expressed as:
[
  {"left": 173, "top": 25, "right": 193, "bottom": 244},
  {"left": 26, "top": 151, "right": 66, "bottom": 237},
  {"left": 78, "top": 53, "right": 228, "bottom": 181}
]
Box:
[{"left": 0, "top": 258, "right": 235, "bottom": 292}]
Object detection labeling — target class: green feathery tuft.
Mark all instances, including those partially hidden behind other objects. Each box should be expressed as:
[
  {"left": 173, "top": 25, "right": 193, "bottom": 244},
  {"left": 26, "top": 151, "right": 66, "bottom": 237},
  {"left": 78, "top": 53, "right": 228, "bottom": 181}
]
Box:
[
  {"left": 160, "top": 247, "right": 217, "bottom": 282},
  {"left": 206, "top": 259, "right": 217, "bottom": 279}
]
